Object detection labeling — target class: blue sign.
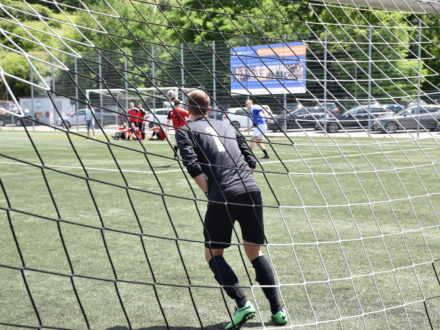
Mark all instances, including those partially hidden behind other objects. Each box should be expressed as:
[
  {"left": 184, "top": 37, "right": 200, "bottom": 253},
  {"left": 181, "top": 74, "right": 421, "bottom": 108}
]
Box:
[{"left": 230, "top": 42, "right": 307, "bottom": 95}]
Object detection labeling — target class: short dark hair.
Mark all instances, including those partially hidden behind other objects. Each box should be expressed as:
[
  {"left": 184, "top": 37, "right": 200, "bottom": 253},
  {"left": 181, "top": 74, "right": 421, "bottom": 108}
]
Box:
[
  {"left": 187, "top": 90, "right": 210, "bottom": 116},
  {"left": 174, "top": 99, "right": 181, "bottom": 106}
]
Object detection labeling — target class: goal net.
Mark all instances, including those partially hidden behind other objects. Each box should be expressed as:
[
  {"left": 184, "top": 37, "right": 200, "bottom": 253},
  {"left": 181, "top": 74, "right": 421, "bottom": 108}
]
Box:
[{"left": 0, "top": 0, "right": 439, "bottom": 329}]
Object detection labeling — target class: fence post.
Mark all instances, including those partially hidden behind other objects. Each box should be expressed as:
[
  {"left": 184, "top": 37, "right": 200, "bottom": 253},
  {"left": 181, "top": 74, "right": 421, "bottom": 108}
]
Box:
[
  {"left": 283, "top": 92, "right": 287, "bottom": 132},
  {"left": 98, "top": 53, "right": 103, "bottom": 126},
  {"left": 417, "top": 18, "right": 422, "bottom": 138},
  {"left": 124, "top": 52, "right": 128, "bottom": 124},
  {"left": 152, "top": 46, "right": 156, "bottom": 110},
  {"left": 324, "top": 29, "right": 328, "bottom": 133},
  {"left": 52, "top": 58, "right": 56, "bottom": 130},
  {"left": 74, "top": 57, "right": 79, "bottom": 131},
  {"left": 212, "top": 41, "right": 216, "bottom": 113},
  {"left": 368, "top": 27, "right": 372, "bottom": 132},
  {"left": 30, "top": 64, "right": 35, "bottom": 130},
  {"left": 181, "top": 43, "right": 184, "bottom": 89}
]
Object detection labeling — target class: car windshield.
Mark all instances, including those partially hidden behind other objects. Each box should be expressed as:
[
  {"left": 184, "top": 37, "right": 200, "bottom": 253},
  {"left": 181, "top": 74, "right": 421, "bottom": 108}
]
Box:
[
  {"left": 397, "top": 109, "right": 409, "bottom": 116},
  {"left": 347, "top": 107, "right": 364, "bottom": 115},
  {"left": 291, "top": 109, "right": 305, "bottom": 115},
  {"left": 287, "top": 105, "right": 303, "bottom": 112}
]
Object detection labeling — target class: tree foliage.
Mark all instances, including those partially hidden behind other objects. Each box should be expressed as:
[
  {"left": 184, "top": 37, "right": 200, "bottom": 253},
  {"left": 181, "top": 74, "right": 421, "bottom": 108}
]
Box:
[{"left": 0, "top": 0, "right": 438, "bottom": 99}]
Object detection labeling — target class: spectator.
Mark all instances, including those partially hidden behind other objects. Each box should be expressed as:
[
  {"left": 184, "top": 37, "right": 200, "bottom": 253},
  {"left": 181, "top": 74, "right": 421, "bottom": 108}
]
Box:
[{"left": 85, "top": 105, "right": 96, "bottom": 139}]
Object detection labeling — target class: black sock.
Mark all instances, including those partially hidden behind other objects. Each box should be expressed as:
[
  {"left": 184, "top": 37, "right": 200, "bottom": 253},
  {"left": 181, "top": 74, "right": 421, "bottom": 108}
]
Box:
[
  {"left": 263, "top": 149, "right": 268, "bottom": 156},
  {"left": 209, "top": 256, "right": 247, "bottom": 308},
  {"left": 251, "top": 255, "right": 282, "bottom": 314},
  {"left": 174, "top": 146, "right": 178, "bottom": 153}
]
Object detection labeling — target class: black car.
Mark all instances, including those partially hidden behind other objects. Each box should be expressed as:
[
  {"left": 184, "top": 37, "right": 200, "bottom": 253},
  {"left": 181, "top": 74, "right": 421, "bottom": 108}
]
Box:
[
  {"left": 317, "top": 105, "right": 392, "bottom": 133},
  {"left": 372, "top": 105, "right": 440, "bottom": 133},
  {"left": 269, "top": 106, "right": 328, "bottom": 131}
]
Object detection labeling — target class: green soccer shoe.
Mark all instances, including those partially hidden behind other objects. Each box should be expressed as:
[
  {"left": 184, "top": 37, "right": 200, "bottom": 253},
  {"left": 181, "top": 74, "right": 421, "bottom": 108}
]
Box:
[
  {"left": 225, "top": 301, "right": 256, "bottom": 330},
  {"left": 272, "top": 309, "right": 288, "bottom": 326}
]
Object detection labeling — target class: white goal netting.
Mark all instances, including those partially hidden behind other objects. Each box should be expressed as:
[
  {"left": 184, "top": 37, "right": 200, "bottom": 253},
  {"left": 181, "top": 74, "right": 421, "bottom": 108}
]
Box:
[{"left": 0, "top": 0, "right": 439, "bottom": 329}]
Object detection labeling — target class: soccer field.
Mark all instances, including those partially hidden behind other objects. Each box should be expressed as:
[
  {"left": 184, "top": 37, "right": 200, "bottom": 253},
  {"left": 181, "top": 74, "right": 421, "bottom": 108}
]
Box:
[{"left": 1, "top": 130, "right": 440, "bottom": 329}]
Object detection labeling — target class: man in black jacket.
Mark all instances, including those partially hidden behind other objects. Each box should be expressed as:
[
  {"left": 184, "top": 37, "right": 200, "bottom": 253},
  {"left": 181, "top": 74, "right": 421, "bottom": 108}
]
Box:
[{"left": 176, "top": 90, "right": 287, "bottom": 329}]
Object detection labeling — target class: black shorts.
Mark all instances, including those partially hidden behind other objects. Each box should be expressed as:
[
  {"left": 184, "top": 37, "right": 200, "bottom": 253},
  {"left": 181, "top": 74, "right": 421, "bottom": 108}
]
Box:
[{"left": 204, "top": 191, "right": 265, "bottom": 249}]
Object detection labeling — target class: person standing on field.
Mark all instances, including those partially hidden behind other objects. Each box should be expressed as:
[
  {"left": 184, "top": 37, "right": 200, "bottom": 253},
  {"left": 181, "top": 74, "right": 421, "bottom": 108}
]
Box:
[
  {"left": 85, "top": 105, "right": 96, "bottom": 139},
  {"left": 127, "top": 102, "right": 139, "bottom": 132},
  {"left": 246, "top": 100, "right": 269, "bottom": 159},
  {"left": 137, "top": 102, "right": 147, "bottom": 140},
  {"left": 176, "top": 90, "right": 287, "bottom": 330},
  {"left": 167, "top": 98, "right": 189, "bottom": 158}
]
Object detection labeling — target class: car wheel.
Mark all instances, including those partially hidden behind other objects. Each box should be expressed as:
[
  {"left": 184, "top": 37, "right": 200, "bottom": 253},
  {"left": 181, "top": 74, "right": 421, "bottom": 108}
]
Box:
[
  {"left": 384, "top": 122, "right": 397, "bottom": 133},
  {"left": 62, "top": 121, "right": 71, "bottom": 129},
  {"left": 231, "top": 121, "right": 240, "bottom": 129},
  {"left": 148, "top": 122, "right": 154, "bottom": 129},
  {"left": 327, "top": 122, "right": 338, "bottom": 133}
]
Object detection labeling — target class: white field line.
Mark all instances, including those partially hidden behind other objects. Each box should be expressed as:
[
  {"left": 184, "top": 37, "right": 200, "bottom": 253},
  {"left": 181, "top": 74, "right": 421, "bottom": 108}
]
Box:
[{"left": 0, "top": 145, "right": 439, "bottom": 178}]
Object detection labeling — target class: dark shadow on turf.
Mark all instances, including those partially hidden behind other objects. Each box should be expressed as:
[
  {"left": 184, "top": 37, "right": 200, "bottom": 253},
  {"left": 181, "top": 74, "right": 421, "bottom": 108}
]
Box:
[{"left": 107, "top": 321, "right": 262, "bottom": 329}]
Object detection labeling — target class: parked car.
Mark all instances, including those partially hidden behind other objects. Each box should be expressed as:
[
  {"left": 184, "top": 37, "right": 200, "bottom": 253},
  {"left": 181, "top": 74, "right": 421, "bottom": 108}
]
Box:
[
  {"left": 383, "top": 104, "right": 405, "bottom": 113},
  {"left": 208, "top": 108, "right": 224, "bottom": 121},
  {"left": 317, "top": 105, "right": 393, "bottom": 133},
  {"left": 56, "top": 108, "right": 117, "bottom": 128},
  {"left": 0, "top": 100, "right": 19, "bottom": 126},
  {"left": 313, "top": 102, "right": 341, "bottom": 115},
  {"left": 268, "top": 105, "right": 324, "bottom": 131},
  {"left": 223, "top": 105, "right": 271, "bottom": 129},
  {"left": 146, "top": 108, "right": 171, "bottom": 128},
  {"left": 372, "top": 105, "right": 440, "bottom": 133}
]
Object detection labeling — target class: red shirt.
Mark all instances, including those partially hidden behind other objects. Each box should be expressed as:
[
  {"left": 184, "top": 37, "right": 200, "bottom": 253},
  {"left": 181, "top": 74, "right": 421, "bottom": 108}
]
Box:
[
  {"left": 128, "top": 128, "right": 142, "bottom": 139},
  {"left": 127, "top": 108, "right": 138, "bottom": 123},
  {"left": 153, "top": 126, "right": 166, "bottom": 140},
  {"left": 167, "top": 107, "right": 189, "bottom": 130}
]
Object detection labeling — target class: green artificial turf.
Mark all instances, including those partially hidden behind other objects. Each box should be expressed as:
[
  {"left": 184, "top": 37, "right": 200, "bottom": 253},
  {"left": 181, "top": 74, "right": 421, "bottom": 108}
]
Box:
[{"left": 0, "top": 130, "right": 439, "bottom": 329}]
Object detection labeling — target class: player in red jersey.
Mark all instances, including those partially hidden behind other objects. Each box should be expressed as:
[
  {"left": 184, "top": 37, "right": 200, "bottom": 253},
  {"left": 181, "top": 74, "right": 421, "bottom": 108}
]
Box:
[
  {"left": 167, "top": 99, "right": 189, "bottom": 157},
  {"left": 127, "top": 102, "right": 139, "bottom": 131},
  {"left": 150, "top": 124, "right": 167, "bottom": 140}
]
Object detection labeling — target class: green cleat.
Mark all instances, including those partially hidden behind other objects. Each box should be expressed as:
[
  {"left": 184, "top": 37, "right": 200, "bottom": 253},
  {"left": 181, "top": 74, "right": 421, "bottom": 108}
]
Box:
[
  {"left": 272, "top": 309, "right": 288, "bottom": 326},
  {"left": 225, "top": 301, "right": 256, "bottom": 330}
]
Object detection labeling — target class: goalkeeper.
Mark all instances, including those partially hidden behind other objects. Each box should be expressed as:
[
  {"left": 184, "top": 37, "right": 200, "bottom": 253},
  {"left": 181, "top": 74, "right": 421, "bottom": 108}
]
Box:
[{"left": 176, "top": 90, "right": 287, "bottom": 329}]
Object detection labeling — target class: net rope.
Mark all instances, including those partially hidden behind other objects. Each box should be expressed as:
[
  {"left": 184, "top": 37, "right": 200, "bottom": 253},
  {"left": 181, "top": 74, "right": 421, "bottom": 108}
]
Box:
[{"left": 0, "top": 0, "right": 440, "bottom": 328}]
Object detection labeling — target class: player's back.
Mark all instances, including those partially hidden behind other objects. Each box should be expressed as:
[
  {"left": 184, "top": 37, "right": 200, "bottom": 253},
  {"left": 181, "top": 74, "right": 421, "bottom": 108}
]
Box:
[
  {"left": 178, "top": 118, "right": 258, "bottom": 201},
  {"left": 170, "top": 108, "right": 189, "bottom": 129}
]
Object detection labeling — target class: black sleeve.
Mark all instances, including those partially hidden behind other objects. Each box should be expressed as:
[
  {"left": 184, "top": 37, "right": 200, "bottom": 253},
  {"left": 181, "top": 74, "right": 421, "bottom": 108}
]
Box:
[
  {"left": 236, "top": 130, "right": 257, "bottom": 169},
  {"left": 176, "top": 128, "right": 204, "bottom": 178}
]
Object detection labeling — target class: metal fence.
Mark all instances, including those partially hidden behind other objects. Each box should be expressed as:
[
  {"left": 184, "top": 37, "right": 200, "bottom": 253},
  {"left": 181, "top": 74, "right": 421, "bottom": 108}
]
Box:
[{"left": 2, "top": 26, "right": 436, "bottom": 132}]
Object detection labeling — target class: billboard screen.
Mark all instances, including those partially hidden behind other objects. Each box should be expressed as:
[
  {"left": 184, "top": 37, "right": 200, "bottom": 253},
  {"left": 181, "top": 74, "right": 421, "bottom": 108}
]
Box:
[{"left": 230, "top": 42, "right": 306, "bottom": 95}]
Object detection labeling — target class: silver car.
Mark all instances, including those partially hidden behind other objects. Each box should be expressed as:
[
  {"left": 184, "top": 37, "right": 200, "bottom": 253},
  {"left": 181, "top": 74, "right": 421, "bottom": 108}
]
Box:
[
  {"left": 372, "top": 105, "right": 440, "bottom": 133},
  {"left": 56, "top": 108, "right": 117, "bottom": 128}
]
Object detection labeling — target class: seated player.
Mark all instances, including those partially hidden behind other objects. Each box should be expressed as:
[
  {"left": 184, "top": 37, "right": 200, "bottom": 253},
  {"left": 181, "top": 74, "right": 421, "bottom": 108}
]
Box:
[
  {"left": 166, "top": 98, "right": 189, "bottom": 157},
  {"left": 149, "top": 124, "right": 167, "bottom": 140},
  {"left": 176, "top": 90, "right": 287, "bottom": 330},
  {"left": 126, "top": 127, "right": 142, "bottom": 141},
  {"left": 113, "top": 123, "right": 129, "bottom": 140}
]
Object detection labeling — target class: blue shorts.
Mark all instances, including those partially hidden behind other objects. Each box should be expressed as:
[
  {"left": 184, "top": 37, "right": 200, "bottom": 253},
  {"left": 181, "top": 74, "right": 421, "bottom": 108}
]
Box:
[{"left": 86, "top": 120, "right": 95, "bottom": 129}]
